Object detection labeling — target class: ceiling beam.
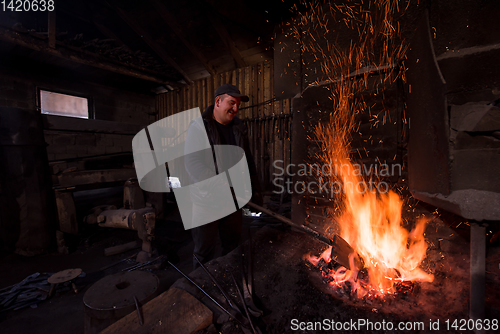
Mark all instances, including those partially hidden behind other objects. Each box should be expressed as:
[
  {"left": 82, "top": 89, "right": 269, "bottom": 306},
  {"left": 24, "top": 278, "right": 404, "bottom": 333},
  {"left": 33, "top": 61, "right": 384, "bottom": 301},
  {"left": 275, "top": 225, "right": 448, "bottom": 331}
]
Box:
[
  {"left": 58, "top": 5, "right": 132, "bottom": 52},
  {"left": 202, "top": 2, "right": 246, "bottom": 68},
  {"left": 0, "top": 26, "right": 181, "bottom": 87},
  {"left": 111, "top": 4, "right": 193, "bottom": 83},
  {"left": 48, "top": 10, "right": 56, "bottom": 48},
  {"left": 92, "top": 19, "right": 131, "bottom": 51},
  {"left": 150, "top": 0, "right": 216, "bottom": 76}
]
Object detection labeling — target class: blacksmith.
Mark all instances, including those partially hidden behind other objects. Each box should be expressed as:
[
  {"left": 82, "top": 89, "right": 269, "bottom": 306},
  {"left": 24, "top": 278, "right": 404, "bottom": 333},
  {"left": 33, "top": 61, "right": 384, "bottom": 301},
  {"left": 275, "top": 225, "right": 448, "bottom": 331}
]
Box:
[{"left": 185, "top": 84, "right": 262, "bottom": 269}]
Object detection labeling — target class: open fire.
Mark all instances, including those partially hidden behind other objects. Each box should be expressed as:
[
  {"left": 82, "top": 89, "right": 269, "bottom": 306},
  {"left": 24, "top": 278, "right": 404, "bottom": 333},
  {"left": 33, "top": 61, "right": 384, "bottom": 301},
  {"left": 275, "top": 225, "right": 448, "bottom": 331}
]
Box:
[
  {"left": 305, "top": 160, "right": 434, "bottom": 298},
  {"left": 294, "top": 0, "right": 434, "bottom": 299}
]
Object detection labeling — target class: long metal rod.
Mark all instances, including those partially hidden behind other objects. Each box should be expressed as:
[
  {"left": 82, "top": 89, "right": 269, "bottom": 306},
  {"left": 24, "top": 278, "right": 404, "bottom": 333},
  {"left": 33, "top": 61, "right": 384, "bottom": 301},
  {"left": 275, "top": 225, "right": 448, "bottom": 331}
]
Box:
[
  {"left": 193, "top": 254, "right": 239, "bottom": 312},
  {"left": 241, "top": 243, "right": 263, "bottom": 317},
  {"left": 167, "top": 261, "right": 244, "bottom": 327},
  {"left": 244, "top": 201, "right": 334, "bottom": 246},
  {"left": 100, "top": 252, "right": 138, "bottom": 271},
  {"left": 123, "top": 256, "right": 163, "bottom": 272},
  {"left": 245, "top": 200, "right": 362, "bottom": 270},
  {"left": 230, "top": 272, "right": 257, "bottom": 334},
  {"left": 133, "top": 295, "right": 144, "bottom": 326},
  {"left": 241, "top": 264, "right": 263, "bottom": 317},
  {"left": 247, "top": 228, "right": 254, "bottom": 297}
]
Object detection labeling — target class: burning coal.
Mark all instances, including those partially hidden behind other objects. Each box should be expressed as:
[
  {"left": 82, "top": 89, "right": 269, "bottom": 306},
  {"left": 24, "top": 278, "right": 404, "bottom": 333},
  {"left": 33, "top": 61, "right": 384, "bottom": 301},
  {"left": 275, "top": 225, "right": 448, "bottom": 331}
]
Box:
[{"left": 294, "top": 0, "right": 434, "bottom": 297}]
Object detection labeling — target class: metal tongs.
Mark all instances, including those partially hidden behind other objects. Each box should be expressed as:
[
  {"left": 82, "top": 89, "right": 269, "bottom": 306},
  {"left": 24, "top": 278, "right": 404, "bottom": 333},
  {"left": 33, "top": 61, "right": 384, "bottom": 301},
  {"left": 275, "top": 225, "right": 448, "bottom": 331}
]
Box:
[
  {"left": 168, "top": 260, "right": 249, "bottom": 330},
  {"left": 240, "top": 229, "right": 264, "bottom": 319},
  {"left": 193, "top": 255, "right": 262, "bottom": 334},
  {"left": 193, "top": 254, "right": 243, "bottom": 315}
]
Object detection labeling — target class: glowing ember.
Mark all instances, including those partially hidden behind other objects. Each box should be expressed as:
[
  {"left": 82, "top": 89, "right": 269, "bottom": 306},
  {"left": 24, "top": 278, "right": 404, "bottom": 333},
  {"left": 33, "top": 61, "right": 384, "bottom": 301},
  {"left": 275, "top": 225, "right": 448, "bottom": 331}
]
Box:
[{"left": 296, "top": 0, "right": 434, "bottom": 298}]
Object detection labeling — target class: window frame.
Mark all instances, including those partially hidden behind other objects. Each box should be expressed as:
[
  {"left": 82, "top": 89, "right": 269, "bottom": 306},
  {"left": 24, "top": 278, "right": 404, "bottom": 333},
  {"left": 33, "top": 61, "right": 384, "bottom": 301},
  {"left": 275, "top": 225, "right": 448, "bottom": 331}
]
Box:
[{"left": 36, "top": 87, "right": 95, "bottom": 119}]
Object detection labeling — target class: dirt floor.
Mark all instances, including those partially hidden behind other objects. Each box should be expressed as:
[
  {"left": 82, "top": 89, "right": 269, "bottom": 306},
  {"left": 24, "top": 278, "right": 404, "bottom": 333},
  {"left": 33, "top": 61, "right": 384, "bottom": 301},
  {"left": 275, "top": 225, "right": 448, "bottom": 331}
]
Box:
[{"left": 0, "top": 201, "right": 499, "bottom": 333}]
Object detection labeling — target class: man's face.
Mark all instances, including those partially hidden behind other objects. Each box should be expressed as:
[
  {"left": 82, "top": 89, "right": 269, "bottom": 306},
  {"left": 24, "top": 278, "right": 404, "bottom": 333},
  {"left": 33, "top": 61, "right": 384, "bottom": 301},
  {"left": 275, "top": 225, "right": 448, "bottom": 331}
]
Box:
[{"left": 213, "top": 94, "right": 241, "bottom": 125}]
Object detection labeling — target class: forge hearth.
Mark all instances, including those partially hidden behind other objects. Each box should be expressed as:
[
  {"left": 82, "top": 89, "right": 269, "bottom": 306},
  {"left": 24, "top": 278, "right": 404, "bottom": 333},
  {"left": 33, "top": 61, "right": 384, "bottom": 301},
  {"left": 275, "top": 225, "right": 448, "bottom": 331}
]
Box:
[{"left": 165, "top": 203, "right": 489, "bottom": 334}]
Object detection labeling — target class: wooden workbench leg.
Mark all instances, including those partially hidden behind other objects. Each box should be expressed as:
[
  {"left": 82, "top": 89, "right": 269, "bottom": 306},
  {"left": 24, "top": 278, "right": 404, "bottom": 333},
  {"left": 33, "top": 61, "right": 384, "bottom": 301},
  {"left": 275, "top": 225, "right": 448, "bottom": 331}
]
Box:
[{"left": 55, "top": 190, "right": 78, "bottom": 234}]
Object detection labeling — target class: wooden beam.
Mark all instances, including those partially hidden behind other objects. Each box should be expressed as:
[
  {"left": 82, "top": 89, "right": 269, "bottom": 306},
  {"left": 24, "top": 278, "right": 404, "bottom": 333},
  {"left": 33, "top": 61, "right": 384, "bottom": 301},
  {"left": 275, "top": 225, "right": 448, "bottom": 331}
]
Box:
[
  {"left": 57, "top": 4, "right": 131, "bottom": 52},
  {"left": 48, "top": 10, "right": 56, "bottom": 48},
  {"left": 202, "top": 3, "right": 246, "bottom": 68},
  {"left": 53, "top": 169, "right": 137, "bottom": 188},
  {"left": 0, "top": 26, "right": 181, "bottom": 87},
  {"left": 150, "top": 0, "right": 216, "bottom": 76},
  {"left": 93, "top": 20, "right": 131, "bottom": 52},
  {"left": 112, "top": 5, "right": 193, "bottom": 83},
  {"left": 101, "top": 287, "right": 213, "bottom": 334}
]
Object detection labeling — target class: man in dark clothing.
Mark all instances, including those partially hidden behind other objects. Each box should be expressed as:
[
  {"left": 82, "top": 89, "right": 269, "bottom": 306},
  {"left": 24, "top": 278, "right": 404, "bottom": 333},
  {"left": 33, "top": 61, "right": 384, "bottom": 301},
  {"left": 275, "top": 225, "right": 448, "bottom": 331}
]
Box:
[{"left": 184, "top": 84, "right": 261, "bottom": 268}]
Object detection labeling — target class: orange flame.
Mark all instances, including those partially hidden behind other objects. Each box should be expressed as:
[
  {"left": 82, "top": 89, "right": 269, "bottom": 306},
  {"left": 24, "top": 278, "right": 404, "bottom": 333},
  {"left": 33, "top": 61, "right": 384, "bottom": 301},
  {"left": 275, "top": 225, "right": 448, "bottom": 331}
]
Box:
[
  {"left": 307, "top": 158, "right": 434, "bottom": 297},
  {"left": 299, "top": 0, "right": 433, "bottom": 297}
]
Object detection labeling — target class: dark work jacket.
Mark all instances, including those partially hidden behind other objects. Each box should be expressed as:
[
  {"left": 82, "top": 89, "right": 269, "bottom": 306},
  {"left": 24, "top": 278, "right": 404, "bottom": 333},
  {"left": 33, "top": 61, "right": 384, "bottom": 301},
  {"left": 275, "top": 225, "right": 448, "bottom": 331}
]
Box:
[{"left": 184, "top": 105, "right": 260, "bottom": 206}]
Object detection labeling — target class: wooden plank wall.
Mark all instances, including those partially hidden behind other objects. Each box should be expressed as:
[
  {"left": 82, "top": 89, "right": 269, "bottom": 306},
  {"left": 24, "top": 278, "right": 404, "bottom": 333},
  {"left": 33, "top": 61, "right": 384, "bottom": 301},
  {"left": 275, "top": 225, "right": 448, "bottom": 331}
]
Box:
[{"left": 156, "top": 60, "right": 293, "bottom": 193}]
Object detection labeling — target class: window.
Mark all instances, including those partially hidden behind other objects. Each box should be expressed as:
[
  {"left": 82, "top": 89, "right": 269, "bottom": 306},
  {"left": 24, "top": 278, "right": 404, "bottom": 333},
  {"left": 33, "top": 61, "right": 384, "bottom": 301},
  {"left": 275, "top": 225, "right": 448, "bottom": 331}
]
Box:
[{"left": 40, "top": 90, "right": 89, "bottom": 119}]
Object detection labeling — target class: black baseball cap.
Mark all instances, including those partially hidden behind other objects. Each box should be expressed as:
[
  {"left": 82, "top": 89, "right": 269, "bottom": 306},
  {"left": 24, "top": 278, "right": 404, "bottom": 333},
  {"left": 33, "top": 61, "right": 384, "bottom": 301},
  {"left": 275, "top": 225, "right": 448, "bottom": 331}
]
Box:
[{"left": 214, "top": 84, "right": 249, "bottom": 102}]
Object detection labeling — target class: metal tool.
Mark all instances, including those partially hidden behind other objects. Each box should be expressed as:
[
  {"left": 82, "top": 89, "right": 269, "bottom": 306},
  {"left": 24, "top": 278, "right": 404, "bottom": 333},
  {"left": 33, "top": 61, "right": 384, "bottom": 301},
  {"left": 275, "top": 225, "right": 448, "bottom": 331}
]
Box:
[
  {"left": 246, "top": 228, "right": 255, "bottom": 298},
  {"left": 97, "top": 207, "right": 156, "bottom": 263},
  {"left": 99, "top": 252, "right": 138, "bottom": 271},
  {"left": 193, "top": 254, "right": 242, "bottom": 314},
  {"left": 241, "top": 266, "right": 263, "bottom": 318},
  {"left": 167, "top": 261, "right": 246, "bottom": 328},
  {"left": 122, "top": 255, "right": 163, "bottom": 272},
  {"left": 245, "top": 200, "right": 363, "bottom": 270},
  {"left": 133, "top": 295, "right": 143, "bottom": 325},
  {"left": 230, "top": 272, "right": 258, "bottom": 334},
  {"left": 241, "top": 233, "right": 263, "bottom": 318}
]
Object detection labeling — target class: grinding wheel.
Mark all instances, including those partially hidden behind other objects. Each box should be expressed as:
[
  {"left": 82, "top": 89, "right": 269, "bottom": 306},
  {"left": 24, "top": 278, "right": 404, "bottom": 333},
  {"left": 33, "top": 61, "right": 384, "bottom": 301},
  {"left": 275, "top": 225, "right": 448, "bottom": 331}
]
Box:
[{"left": 83, "top": 271, "right": 159, "bottom": 334}]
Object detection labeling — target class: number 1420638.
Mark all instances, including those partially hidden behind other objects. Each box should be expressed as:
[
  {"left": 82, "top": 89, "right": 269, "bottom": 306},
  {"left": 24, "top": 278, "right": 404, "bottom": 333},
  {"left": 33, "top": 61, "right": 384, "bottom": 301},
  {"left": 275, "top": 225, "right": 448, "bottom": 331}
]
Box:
[{"left": 1, "top": 1, "right": 54, "bottom": 12}]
